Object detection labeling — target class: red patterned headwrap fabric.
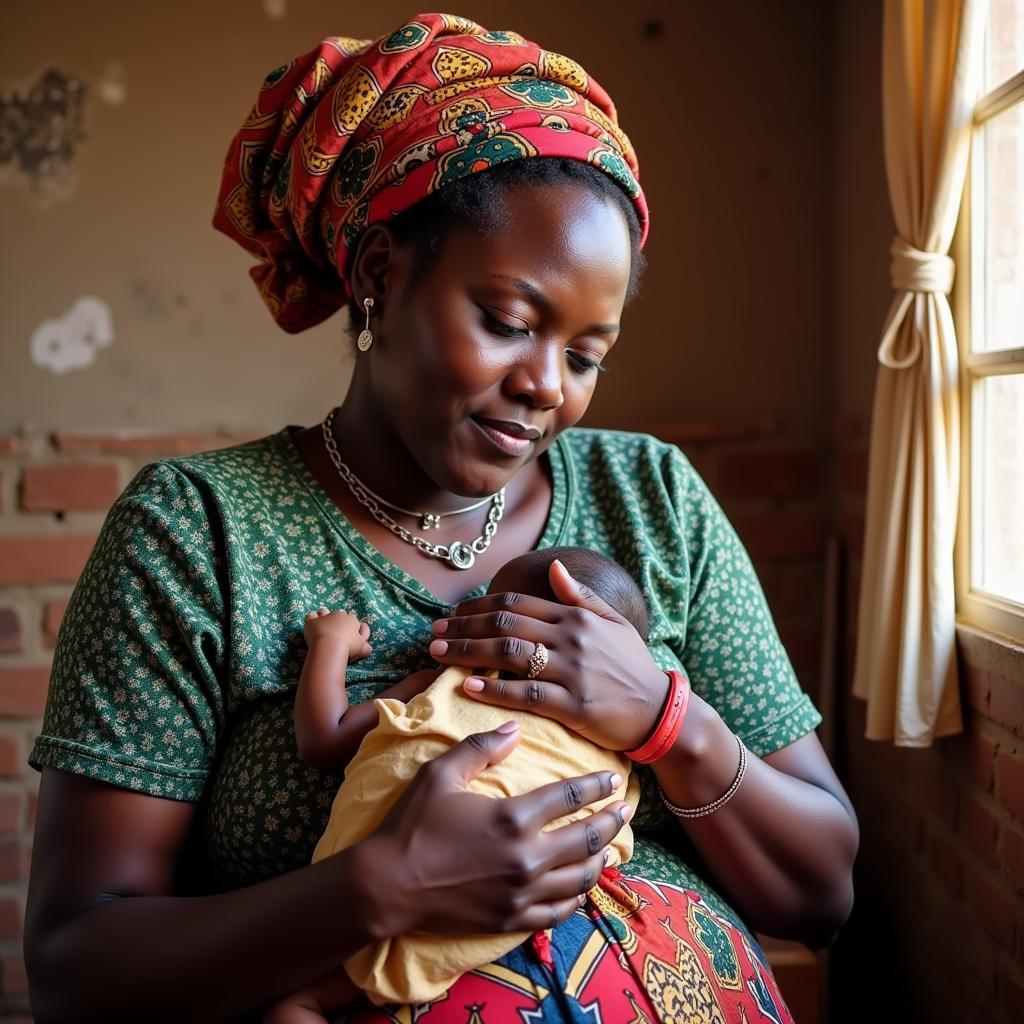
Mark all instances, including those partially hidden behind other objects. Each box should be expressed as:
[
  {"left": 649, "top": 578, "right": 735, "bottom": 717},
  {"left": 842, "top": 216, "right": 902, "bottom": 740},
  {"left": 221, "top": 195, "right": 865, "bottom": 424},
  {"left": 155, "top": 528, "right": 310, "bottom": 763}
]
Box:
[{"left": 212, "top": 11, "right": 648, "bottom": 334}]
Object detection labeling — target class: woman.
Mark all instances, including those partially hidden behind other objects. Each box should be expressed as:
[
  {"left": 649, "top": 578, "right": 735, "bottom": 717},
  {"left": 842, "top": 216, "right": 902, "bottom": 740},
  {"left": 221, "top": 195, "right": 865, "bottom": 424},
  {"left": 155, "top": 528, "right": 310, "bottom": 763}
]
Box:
[{"left": 24, "top": 14, "right": 858, "bottom": 1023}]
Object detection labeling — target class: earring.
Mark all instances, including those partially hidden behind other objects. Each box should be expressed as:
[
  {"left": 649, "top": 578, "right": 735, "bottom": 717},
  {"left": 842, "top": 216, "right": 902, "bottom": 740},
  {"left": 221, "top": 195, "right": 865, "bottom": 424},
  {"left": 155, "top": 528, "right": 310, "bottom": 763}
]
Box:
[{"left": 357, "top": 297, "right": 374, "bottom": 352}]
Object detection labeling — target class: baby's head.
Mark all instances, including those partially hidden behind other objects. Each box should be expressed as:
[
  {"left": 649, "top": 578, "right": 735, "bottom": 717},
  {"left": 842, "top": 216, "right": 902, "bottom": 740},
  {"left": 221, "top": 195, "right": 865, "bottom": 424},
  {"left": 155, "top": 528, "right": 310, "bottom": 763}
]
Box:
[{"left": 488, "top": 546, "right": 649, "bottom": 642}]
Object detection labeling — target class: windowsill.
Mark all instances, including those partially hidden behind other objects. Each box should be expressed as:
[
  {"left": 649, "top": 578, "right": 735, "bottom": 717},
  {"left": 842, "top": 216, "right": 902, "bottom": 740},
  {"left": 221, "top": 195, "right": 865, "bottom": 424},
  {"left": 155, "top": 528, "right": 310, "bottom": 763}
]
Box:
[{"left": 955, "top": 619, "right": 1024, "bottom": 678}]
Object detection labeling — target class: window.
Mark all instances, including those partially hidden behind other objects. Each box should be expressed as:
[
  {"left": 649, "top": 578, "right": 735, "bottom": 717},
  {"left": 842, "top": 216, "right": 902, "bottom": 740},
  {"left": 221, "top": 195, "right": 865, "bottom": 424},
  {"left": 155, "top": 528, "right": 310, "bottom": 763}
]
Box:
[{"left": 955, "top": 0, "right": 1024, "bottom": 641}]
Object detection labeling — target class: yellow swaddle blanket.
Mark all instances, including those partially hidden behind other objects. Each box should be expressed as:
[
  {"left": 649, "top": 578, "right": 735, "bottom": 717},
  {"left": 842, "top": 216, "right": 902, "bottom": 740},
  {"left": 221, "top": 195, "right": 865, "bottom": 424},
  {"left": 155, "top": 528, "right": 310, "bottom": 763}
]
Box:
[{"left": 312, "top": 665, "right": 640, "bottom": 1006}]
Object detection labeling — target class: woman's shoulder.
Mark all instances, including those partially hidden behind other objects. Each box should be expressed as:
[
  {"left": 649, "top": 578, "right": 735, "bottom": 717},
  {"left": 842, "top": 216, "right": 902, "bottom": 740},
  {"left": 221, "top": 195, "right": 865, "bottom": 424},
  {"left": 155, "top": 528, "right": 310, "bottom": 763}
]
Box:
[
  {"left": 560, "top": 425, "right": 691, "bottom": 463},
  {"left": 117, "top": 429, "right": 293, "bottom": 509},
  {"left": 558, "top": 426, "right": 700, "bottom": 494}
]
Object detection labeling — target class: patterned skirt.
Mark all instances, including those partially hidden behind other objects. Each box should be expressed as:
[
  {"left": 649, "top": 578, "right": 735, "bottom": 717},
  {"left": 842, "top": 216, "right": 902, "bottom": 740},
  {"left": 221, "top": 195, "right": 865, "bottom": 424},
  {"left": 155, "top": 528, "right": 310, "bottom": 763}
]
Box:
[{"left": 339, "top": 869, "right": 794, "bottom": 1023}]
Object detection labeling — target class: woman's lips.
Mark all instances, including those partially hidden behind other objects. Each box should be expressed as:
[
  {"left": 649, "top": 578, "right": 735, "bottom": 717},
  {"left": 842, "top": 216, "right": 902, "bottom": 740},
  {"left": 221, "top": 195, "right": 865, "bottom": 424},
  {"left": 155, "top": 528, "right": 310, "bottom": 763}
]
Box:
[{"left": 471, "top": 416, "right": 538, "bottom": 457}]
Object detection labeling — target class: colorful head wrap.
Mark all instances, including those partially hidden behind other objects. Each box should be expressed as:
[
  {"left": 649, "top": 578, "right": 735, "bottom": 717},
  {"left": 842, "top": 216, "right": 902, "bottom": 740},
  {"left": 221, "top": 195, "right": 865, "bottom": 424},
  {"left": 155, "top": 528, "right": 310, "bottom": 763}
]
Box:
[{"left": 213, "top": 12, "right": 648, "bottom": 334}]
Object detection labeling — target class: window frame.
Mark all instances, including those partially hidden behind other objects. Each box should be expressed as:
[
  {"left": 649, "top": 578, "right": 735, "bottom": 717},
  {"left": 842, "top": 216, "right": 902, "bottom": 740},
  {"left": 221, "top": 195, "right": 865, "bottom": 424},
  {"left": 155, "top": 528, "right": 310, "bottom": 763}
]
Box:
[{"left": 953, "top": 58, "right": 1024, "bottom": 644}]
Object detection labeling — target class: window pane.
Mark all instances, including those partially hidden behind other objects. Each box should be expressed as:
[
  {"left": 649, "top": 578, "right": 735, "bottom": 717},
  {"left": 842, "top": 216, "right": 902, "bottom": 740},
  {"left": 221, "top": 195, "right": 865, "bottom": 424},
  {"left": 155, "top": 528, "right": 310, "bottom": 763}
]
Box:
[
  {"left": 974, "top": 373, "right": 1024, "bottom": 606},
  {"left": 978, "top": 102, "right": 1024, "bottom": 352},
  {"left": 986, "top": 0, "right": 1024, "bottom": 92}
]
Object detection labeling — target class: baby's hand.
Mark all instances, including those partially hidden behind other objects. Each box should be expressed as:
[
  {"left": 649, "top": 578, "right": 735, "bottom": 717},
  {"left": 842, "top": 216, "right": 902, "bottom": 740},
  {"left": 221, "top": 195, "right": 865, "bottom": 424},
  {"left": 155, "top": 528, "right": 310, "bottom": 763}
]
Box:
[{"left": 303, "top": 608, "right": 372, "bottom": 661}]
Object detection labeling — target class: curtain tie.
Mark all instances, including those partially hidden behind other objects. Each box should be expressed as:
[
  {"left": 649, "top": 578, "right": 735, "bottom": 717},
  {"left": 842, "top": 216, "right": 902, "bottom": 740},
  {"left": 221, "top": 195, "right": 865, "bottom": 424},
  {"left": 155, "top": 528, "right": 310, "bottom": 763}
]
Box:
[
  {"left": 878, "top": 238, "right": 956, "bottom": 369},
  {"left": 890, "top": 236, "right": 955, "bottom": 294}
]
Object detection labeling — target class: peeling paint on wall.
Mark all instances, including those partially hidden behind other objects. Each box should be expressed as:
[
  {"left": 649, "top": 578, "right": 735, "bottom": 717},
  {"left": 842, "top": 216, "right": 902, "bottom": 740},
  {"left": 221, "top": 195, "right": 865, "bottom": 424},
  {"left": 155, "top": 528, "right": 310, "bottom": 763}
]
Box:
[
  {"left": 29, "top": 296, "right": 114, "bottom": 375},
  {"left": 97, "top": 62, "right": 127, "bottom": 106},
  {"left": 0, "top": 68, "right": 86, "bottom": 201}
]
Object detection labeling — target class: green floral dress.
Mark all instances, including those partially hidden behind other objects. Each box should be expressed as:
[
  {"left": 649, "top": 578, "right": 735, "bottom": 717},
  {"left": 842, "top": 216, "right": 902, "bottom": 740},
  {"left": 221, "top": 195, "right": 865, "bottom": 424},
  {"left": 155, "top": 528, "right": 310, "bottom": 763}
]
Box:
[{"left": 30, "top": 426, "right": 820, "bottom": 928}]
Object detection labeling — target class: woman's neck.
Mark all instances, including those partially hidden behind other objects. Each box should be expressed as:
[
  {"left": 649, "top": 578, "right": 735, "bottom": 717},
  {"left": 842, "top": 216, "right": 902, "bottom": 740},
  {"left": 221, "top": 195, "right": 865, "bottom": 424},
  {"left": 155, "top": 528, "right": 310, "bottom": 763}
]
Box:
[{"left": 329, "top": 380, "right": 488, "bottom": 516}]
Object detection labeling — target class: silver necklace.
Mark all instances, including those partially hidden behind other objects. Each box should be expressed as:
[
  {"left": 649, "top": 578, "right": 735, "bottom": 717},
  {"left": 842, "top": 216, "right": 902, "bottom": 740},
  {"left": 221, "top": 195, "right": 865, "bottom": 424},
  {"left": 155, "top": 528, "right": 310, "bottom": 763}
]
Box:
[
  {"left": 325, "top": 448, "right": 495, "bottom": 530},
  {"left": 322, "top": 410, "right": 505, "bottom": 570}
]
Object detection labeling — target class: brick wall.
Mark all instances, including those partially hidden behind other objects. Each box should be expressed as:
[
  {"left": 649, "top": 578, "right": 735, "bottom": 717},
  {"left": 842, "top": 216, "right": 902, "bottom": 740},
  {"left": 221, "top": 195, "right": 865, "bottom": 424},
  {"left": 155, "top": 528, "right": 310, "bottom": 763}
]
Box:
[
  {"left": 831, "top": 420, "right": 1024, "bottom": 1024},
  {"left": 0, "top": 421, "right": 829, "bottom": 1020},
  {"left": 0, "top": 428, "right": 252, "bottom": 1020}
]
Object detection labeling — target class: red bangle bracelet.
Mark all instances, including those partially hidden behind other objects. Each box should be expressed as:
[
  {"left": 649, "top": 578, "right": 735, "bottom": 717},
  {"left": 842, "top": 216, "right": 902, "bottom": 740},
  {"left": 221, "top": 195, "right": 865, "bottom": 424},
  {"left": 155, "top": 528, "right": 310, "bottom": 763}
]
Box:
[{"left": 626, "top": 669, "right": 691, "bottom": 764}]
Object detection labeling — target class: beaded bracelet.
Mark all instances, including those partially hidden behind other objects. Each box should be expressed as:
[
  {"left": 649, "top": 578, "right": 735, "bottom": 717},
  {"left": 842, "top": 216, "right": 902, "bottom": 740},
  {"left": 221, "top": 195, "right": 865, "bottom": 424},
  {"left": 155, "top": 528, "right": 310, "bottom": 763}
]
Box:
[
  {"left": 625, "top": 669, "right": 690, "bottom": 764},
  {"left": 659, "top": 734, "right": 747, "bottom": 819}
]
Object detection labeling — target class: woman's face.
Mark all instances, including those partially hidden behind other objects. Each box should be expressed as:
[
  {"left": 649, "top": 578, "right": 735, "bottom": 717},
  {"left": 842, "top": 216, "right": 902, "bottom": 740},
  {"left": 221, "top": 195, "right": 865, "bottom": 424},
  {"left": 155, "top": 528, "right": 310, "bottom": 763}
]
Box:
[{"left": 366, "top": 180, "right": 633, "bottom": 498}]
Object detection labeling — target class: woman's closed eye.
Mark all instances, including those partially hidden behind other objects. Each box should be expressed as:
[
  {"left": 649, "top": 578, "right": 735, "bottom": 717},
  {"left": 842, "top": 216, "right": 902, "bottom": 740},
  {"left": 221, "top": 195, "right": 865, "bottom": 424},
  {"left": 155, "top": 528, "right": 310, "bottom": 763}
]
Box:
[
  {"left": 479, "top": 307, "right": 608, "bottom": 374},
  {"left": 480, "top": 306, "right": 529, "bottom": 338},
  {"left": 566, "top": 351, "right": 607, "bottom": 374}
]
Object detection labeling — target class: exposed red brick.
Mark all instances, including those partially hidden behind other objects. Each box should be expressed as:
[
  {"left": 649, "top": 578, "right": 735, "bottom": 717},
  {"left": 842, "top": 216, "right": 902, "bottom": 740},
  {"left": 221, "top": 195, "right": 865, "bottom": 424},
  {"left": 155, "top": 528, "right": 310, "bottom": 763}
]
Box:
[
  {"left": 26, "top": 788, "right": 37, "bottom": 831},
  {"left": 0, "top": 839, "right": 29, "bottom": 883},
  {"left": 0, "top": 897, "right": 23, "bottom": 942},
  {"left": 840, "top": 448, "right": 869, "bottom": 495},
  {"left": 1, "top": 952, "right": 27, "bottom": 994},
  {"left": 731, "top": 513, "right": 826, "bottom": 559},
  {"left": 0, "top": 437, "right": 26, "bottom": 456},
  {"left": 962, "top": 662, "right": 991, "bottom": 715},
  {"left": 990, "top": 673, "right": 1024, "bottom": 737},
  {"left": 716, "top": 450, "right": 821, "bottom": 499},
  {"left": 0, "top": 608, "right": 22, "bottom": 654},
  {"left": 1005, "top": 824, "right": 1024, "bottom": 895},
  {"left": 961, "top": 794, "right": 1000, "bottom": 863},
  {"left": 938, "top": 726, "right": 996, "bottom": 792},
  {"left": 0, "top": 735, "right": 23, "bottom": 778},
  {"left": 965, "top": 865, "right": 1017, "bottom": 948},
  {"left": 20, "top": 463, "right": 120, "bottom": 512},
  {"left": 0, "top": 790, "right": 24, "bottom": 832},
  {"left": 0, "top": 667, "right": 50, "bottom": 717},
  {"left": 997, "top": 747, "right": 1024, "bottom": 823},
  {"left": 0, "top": 535, "right": 94, "bottom": 586},
  {"left": 42, "top": 597, "right": 69, "bottom": 649},
  {"left": 926, "top": 831, "right": 964, "bottom": 895},
  {"left": 52, "top": 430, "right": 255, "bottom": 455}
]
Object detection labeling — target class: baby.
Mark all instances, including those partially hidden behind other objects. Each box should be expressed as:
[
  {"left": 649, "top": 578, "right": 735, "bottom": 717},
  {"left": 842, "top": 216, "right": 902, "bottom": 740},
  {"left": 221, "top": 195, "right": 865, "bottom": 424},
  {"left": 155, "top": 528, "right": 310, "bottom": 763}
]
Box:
[{"left": 266, "top": 547, "right": 648, "bottom": 1023}]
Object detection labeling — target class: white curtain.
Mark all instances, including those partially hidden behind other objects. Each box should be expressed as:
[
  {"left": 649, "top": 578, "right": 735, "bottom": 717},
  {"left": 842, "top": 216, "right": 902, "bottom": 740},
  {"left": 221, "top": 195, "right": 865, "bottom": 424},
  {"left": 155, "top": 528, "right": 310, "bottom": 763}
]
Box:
[{"left": 852, "top": 0, "right": 988, "bottom": 746}]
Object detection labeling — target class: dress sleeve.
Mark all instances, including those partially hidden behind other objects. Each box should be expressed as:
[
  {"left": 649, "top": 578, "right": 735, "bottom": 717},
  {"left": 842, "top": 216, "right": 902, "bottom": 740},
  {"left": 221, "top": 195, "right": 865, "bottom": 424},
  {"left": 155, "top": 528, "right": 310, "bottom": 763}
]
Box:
[
  {"left": 30, "top": 462, "right": 227, "bottom": 801},
  {"left": 664, "top": 446, "right": 822, "bottom": 759}
]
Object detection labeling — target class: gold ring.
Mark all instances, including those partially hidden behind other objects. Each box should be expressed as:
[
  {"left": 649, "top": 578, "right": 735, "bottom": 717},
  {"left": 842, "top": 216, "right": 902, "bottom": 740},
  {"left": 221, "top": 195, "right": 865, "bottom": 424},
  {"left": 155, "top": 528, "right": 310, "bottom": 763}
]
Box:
[{"left": 526, "top": 641, "right": 549, "bottom": 680}]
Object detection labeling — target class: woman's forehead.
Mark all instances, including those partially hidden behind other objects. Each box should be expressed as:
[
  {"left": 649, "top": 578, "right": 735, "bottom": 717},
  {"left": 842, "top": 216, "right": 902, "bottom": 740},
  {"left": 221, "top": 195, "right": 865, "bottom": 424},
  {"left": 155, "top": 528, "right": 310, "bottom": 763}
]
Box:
[{"left": 438, "top": 186, "right": 632, "bottom": 305}]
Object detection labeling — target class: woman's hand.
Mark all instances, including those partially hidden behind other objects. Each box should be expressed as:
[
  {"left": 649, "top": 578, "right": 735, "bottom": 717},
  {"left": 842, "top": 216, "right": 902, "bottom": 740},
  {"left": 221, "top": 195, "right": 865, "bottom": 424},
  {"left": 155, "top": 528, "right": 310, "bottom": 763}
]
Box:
[
  {"left": 355, "top": 722, "right": 632, "bottom": 939},
  {"left": 428, "top": 559, "right": 667, "bottom": 751}
]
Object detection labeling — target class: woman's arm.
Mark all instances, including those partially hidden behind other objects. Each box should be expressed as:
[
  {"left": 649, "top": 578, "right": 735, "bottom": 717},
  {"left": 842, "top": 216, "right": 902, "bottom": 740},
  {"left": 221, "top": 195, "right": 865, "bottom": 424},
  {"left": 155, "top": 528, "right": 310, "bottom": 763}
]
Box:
[
  {"left": 434, "top": 562, "right": 858, "bottom": 948},
  {"left": 652, "top": 692, "right": 858, "bottom": 948},
  {"left": 25, "top": 770, "right": 379, "bottom": 1024},
  {"left": 26, "top": 728, "right": 629, "bottom": 1024}
]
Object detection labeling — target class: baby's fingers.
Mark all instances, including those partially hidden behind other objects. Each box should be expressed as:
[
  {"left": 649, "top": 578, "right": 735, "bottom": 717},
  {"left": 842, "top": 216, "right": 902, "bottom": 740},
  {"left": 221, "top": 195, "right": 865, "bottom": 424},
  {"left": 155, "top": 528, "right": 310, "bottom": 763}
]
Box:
[{"left": 359, "top": 622, "right": 371, "bottom": 640}]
